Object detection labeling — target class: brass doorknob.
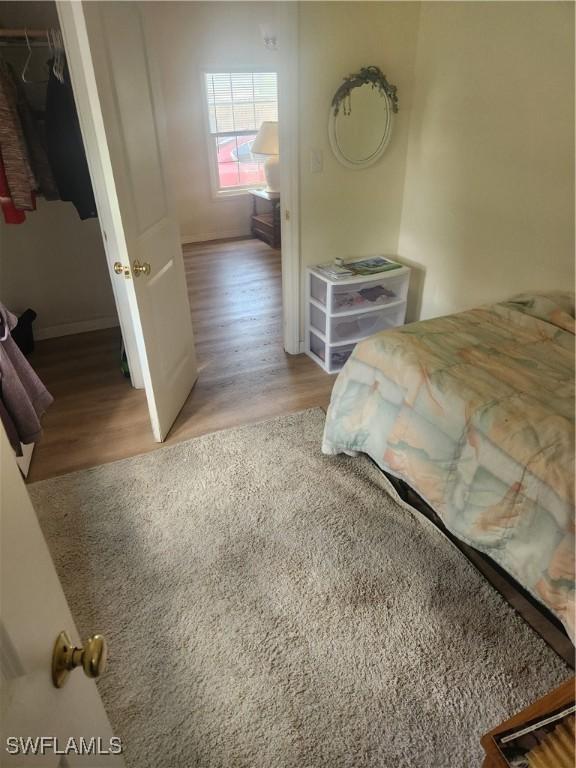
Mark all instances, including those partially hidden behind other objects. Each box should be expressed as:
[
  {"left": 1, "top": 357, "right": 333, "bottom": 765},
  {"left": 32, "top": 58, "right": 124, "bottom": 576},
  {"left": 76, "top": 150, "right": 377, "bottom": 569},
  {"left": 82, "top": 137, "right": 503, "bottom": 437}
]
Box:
[
  {"left": 113, "top": 261, "right": 130, "bottom": 278},
  {"left": 52, "top": 630, "right": 108, "bottom": 688},
  {"left": 132, "top": 260, "right": 151, "bottom": 277}
]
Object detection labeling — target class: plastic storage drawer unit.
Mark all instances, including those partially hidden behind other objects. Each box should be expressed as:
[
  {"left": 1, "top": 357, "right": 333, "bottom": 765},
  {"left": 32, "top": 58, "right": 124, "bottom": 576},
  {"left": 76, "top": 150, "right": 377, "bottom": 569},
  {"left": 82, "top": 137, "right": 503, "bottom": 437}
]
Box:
[{"left": 305, "top": 261, "right": 410, "bottom": 374}]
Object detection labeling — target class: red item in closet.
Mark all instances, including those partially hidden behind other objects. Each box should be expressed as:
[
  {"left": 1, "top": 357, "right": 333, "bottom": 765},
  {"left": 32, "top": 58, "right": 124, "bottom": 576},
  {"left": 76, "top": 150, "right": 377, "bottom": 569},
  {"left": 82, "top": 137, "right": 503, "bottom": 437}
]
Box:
[{"left": 0, "top": 154, "right": 25, "bottom": 224}]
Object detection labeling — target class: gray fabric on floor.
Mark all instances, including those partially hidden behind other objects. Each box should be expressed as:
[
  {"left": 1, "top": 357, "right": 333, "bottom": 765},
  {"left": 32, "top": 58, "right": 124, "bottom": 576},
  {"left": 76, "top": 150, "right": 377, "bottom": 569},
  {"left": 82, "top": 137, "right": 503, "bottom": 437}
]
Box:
[{"left": 30, "top": 409, "right": 570, "bottom": 768}]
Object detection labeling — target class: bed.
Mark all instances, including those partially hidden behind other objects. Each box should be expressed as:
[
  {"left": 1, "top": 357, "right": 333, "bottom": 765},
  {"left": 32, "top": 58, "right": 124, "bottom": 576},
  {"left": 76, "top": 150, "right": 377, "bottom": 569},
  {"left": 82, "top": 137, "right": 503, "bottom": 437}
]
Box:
[{"left": 322, "top": 292, "right": 575, "bottom": 641}]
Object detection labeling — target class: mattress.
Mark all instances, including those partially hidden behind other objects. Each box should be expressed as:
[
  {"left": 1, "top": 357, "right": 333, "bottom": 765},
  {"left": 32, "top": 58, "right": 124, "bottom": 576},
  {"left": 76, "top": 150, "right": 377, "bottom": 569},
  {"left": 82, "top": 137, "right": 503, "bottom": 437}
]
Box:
[{"left": 322, "top": 292, "right": 575, "bottom": 640}]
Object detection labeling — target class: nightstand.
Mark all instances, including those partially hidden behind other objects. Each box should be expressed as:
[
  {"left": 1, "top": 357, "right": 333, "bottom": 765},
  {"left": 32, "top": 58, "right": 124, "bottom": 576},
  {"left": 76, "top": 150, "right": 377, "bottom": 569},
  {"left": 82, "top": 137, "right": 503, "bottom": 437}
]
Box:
[{"left": 250, "top": 189, "right": 281, "bottom": 249}]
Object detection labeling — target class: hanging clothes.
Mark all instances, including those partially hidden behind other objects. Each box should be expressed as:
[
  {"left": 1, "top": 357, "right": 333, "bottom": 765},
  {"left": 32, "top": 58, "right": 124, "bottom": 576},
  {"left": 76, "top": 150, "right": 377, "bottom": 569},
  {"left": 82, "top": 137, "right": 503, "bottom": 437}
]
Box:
[
  {"left": 0, "top": 154, "right": 26, "bottom": 224},
  {"left": 0, "top": 66, "right": 37, "bottom": 212},
  {"left": 0, "top": 302, "right": 53, "bottom": 456},
  {"left": 45, "top": 59, "right": 97, "bottom": 220},
  {"left": 12, "top": 68, "right": 59, "bottom": 201}
]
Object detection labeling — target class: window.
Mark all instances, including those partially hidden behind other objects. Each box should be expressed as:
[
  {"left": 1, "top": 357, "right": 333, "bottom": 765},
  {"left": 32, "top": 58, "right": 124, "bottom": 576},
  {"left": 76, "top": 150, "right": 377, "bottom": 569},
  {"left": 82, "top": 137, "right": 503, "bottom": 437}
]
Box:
[{"left": 204, "top": 72, "right": 278, "bottom": 194}]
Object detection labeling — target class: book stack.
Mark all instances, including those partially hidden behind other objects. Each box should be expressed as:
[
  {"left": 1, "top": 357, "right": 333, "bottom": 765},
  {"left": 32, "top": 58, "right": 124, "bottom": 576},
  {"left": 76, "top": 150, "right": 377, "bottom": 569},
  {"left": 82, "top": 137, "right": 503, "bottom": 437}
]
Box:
[
  {"left": 313, "top": 263, "right": 355, "bottom": 280},
  {"left": 314, "top": 257, "right": 402, "bottom": 280}
]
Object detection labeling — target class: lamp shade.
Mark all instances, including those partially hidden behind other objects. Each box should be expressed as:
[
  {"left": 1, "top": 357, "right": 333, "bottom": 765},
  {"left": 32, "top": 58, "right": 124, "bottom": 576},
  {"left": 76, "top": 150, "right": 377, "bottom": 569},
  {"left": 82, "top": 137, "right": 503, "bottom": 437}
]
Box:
[{"left": 251, "top": 121, "right": 279, "bottom": 156}]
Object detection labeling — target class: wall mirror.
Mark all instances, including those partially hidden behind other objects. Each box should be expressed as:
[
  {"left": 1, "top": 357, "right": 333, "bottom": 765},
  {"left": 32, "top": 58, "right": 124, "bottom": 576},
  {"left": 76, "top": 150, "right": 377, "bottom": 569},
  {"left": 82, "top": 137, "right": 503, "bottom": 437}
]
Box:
[{"left": 328, "top": 66, "right": 398, "bottom": 170}]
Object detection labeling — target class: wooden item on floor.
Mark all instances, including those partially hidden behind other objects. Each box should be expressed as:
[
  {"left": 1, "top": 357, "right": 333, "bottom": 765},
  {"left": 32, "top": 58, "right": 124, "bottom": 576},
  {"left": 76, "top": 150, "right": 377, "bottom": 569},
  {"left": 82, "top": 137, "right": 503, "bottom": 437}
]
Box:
[
  {"left": 481, "top": 677, "right": 575, "bottom": 767},
  {"left": 249, "top": 189, "right": 281, "bottom": 249},
  {"left": 305, "top": 262, "right": 411, "bottom": 373}
]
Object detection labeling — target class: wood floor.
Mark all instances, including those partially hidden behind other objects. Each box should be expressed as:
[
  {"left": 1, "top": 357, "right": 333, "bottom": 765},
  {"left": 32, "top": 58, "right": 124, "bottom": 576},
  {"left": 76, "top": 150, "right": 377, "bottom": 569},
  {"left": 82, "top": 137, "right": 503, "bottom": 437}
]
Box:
[{"left": 27, "top": 238, "right": 334, "bottom": 482}]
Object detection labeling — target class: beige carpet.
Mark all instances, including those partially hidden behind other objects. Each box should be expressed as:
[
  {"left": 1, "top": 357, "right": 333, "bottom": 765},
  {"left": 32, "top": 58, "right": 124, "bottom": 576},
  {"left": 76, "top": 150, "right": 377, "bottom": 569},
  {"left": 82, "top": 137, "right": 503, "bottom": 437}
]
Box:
[{"left": 30, "top": 409, "right": 570, "bottom": 768}]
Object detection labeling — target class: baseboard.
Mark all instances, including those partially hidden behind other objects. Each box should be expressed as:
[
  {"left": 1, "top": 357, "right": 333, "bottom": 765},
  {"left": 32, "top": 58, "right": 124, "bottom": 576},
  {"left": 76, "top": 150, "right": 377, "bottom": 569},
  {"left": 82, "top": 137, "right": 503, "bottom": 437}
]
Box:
[
  {"left": 181, "top": 228, "right": 251, "bottom": 245},
  {"left": 35, "top": 316, "right": 120, "bottom": 340}
]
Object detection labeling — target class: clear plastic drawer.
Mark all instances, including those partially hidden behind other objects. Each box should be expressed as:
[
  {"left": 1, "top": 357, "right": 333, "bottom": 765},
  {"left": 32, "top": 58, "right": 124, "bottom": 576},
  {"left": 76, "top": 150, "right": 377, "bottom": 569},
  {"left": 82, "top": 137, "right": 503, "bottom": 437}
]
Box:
[
  {"left": 309, "top": 331, "right": 326, "bottom": 362},
  {"left": 329, "top": 302, "right": 406, "bottom": 343},
  {"left": 310, "top": 304, "right": 327, "bottom": 336},
  {"left": 331, "top": 272, "right": 409, "bottom": 314},
  {"left": 310, "top": 273, "right": 328, "bottom": 306},
  {"left": 329, "top": 343, "right": 355, "bottom": 372},
  {"left": 308, "top": 332, "right": 356, "bottom": 372}
]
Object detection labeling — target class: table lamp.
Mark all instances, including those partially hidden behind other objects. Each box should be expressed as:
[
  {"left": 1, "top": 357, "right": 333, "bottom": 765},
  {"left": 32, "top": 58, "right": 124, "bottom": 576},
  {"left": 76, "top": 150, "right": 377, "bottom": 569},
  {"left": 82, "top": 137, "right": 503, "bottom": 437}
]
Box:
[{"left": 251, "top": 121, "right": 280, "bottom": 193}]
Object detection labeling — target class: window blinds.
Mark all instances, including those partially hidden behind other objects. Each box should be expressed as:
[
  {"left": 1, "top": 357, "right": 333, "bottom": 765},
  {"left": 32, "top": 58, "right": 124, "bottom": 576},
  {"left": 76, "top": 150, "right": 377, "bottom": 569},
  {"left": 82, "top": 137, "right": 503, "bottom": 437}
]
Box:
[{"left": 205, "top": 72, "right": 278, "bottom": 135}]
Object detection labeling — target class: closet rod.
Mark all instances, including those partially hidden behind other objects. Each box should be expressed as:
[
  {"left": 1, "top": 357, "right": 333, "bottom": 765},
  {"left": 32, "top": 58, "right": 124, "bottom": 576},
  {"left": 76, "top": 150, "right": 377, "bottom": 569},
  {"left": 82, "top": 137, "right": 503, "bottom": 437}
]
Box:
[
  {"left": 0, "top": 41, "right": 51, "bottom": 48},
  {"left": 0, "top": 28, "right": 50, "bottom": 39},
  {"left": 0, "top": 29, "right": 54, "bottom": 47}
]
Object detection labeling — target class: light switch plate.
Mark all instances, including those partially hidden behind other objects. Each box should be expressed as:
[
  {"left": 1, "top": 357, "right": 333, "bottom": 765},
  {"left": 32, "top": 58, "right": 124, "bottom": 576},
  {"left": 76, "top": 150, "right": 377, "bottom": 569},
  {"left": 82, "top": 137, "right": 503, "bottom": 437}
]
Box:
[{"left": 310, "top": 149, "right": 323, "bottom": 173}]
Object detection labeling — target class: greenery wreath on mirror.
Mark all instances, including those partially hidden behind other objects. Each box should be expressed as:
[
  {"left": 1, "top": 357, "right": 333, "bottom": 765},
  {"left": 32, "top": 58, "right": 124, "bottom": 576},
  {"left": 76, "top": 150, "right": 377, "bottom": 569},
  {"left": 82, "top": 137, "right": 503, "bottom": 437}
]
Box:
[{"left": 331, "top": 66, "right": 399, "bottom": 117}]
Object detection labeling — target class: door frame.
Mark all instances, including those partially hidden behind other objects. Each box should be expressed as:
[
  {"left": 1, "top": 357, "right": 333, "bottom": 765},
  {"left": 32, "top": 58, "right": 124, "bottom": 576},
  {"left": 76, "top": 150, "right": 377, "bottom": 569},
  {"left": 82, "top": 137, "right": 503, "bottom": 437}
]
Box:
[{"left": 277, "top": 2, "right": 301, "bottom": 355}]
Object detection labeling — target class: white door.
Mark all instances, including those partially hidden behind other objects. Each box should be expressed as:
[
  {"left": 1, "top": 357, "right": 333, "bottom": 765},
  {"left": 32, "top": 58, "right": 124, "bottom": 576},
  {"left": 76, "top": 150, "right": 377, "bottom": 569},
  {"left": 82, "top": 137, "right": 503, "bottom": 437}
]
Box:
[
  {"left": 57, "top": 0, "right": 198, "bottom": 442},
  {"left": 0, "top": 427, "right": 124, "bottom": 766}
]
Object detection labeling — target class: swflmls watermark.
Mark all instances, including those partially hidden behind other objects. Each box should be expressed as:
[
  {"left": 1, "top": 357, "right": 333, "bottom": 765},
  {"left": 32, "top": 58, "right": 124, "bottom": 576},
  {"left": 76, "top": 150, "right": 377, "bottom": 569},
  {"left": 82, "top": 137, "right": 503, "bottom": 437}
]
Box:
[{"left": 6, "top": 736, "right": 123, "bottom": 756}]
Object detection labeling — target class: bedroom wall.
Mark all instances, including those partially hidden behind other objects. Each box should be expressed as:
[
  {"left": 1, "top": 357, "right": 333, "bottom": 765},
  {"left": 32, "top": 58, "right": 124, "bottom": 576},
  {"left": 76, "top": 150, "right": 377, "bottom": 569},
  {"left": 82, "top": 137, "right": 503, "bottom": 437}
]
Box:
[
  {"left": 398, "top": 1, "right": 575, "bottom": 321},
  {"left": 297, "top": 1, "right": 422, "bottom": 333},
  {"left": 0, "top": 0, "right": 118, "bottom": 339},
  {"left": 142, "top": 1, "right": 281, "bottom": 244}
]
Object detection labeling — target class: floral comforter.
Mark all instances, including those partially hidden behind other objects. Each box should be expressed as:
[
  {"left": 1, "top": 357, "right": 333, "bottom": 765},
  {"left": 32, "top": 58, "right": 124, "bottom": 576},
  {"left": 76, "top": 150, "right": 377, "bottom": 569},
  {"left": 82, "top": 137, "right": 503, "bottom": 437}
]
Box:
[{"left": 322, "top": 292, "right": 575, "bottom": 640}]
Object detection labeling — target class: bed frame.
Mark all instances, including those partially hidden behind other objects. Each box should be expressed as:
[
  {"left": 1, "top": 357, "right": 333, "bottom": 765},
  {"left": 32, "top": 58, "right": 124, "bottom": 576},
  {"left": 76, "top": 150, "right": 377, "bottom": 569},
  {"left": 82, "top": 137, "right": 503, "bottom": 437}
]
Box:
[{"left": 382, "top": 470, "right": 574, "bottom": 669}]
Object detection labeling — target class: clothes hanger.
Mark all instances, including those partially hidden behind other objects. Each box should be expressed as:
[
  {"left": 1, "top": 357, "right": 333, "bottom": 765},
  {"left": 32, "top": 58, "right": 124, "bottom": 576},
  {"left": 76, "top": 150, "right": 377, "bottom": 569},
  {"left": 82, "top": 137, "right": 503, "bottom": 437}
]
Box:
[
  {"left": 21, "top": 29, "right": 33, "bottom": 83},
  {"left": 49, "top": 28, "right": 60, "bottom": 82},
  {"left": 21, "top": 28, "right": 49, "bottom": 84},
  {"left": 50, "top": 29, "right": 58, "bottom": 80},
  {"left": 44, "top": 29, "right": 53, "bottom": 80},
  {"left": 52, "top": 29, "right": 65, "bottom": 84}
]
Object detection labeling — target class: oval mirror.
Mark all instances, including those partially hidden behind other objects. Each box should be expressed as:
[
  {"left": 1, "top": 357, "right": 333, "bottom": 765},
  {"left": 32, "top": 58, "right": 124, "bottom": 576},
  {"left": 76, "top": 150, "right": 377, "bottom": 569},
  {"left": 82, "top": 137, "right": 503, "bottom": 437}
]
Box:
[{"left": 328, "top": 66, "right": 398, "bottom": 170}]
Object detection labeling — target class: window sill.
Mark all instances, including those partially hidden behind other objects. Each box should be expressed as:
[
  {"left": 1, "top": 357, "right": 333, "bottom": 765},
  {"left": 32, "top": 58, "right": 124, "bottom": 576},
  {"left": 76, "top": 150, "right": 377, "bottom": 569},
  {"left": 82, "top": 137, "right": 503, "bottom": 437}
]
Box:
[{"left": 212, "top": 187, "right": 266, "bottom": 202}]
